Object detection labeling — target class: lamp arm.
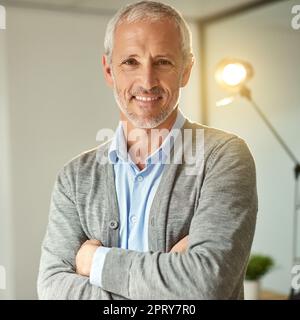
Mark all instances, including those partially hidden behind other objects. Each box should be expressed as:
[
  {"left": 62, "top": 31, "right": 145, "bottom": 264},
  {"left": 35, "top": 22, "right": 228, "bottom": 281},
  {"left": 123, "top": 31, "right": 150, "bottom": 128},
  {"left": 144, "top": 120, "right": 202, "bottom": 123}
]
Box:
[
  {"left": 239, "top": 86, "right": 300, "bottom": 294},
  {"left": 240, "top": 86, "right": 300, "bottom": 172}
]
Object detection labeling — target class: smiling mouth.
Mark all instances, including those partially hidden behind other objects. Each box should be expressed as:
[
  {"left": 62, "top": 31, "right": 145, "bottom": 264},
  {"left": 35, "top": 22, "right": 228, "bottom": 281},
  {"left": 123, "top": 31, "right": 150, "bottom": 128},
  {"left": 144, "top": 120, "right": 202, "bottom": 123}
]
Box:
[{"left": 132, "top": 95, "right": 162, "bottom": 102}]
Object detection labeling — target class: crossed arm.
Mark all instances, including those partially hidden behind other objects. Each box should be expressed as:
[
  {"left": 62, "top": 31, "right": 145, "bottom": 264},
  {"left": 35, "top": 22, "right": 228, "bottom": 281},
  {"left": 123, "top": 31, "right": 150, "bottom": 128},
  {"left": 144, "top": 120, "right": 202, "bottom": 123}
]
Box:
[{"left": 75, "top": 236, "right": 189, "bottom": 277}]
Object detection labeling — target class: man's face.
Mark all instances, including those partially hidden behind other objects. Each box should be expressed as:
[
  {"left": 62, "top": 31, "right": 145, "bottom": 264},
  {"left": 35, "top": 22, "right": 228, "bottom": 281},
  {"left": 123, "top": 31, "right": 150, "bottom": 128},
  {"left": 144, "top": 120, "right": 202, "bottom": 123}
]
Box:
[{"left": 103, "top": 19, "right": 193, "bottom": 129}]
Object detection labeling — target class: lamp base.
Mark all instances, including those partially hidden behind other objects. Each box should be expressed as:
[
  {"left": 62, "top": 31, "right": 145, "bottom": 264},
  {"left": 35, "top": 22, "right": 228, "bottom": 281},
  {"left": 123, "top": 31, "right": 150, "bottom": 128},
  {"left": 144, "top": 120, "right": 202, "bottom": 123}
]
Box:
[{"left": 289, "top": 288, "right": 300, "bottom": 300}]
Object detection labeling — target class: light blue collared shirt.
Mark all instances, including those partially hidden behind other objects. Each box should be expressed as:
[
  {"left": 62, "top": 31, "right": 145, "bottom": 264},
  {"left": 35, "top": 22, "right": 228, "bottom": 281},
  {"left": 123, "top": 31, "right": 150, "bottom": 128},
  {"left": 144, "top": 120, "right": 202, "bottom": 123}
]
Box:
[{"left": 90, "top": 109, "right": 185, "bottom": 287}]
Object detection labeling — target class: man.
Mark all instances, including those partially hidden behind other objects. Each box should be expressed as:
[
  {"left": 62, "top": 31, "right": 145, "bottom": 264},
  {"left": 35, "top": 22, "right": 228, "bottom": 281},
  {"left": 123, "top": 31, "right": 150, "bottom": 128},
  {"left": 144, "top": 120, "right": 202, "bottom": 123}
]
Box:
[{"left": 37, "top": 1, "right": 257, "bottom": 299}]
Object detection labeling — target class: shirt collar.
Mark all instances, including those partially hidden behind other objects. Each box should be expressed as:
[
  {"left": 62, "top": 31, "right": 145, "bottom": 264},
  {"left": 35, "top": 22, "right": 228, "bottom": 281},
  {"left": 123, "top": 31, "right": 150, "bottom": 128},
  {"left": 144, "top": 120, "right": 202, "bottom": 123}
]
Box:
[
  {"left": 108, "top": 123, "right": 128, "bottom": 164},
  {"left": 108, "top": 108, "right": 186, "bottom": 165}
]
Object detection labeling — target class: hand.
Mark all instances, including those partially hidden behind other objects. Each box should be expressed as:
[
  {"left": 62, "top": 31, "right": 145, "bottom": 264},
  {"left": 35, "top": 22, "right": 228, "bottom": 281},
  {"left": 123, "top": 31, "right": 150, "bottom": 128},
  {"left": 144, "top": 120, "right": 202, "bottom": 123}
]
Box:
[
  {"left": 170, "top": 235, "right": 189, "bottom": 253},
  {"left": 75, "top": 239, "right": 102, "bottom": 277}
]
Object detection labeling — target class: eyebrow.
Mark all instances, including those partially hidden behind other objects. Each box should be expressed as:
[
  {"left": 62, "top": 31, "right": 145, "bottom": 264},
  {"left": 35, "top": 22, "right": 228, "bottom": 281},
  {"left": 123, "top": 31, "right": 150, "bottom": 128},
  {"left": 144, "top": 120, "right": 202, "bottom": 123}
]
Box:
[
  {"left": 155, "top": 54, "right": 175, "bottom": 59},
  {"left": 120, "top": 54, "right": 175, "bottom": 60},
  {"left": 120, "top": 54, "right": 139, "bottom": 60}
]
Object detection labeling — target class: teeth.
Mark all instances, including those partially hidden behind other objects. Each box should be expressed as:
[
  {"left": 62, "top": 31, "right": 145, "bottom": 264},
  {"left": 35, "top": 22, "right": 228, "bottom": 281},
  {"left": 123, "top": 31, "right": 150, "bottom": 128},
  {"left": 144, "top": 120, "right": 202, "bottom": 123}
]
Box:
[{"left": 135, "top": 95, "right": 160, "bottom": 102}]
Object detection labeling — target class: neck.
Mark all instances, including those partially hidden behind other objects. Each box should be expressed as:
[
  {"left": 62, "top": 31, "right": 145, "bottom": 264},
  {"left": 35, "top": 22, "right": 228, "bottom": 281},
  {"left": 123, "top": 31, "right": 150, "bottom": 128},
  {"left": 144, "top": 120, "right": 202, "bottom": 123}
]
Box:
[{"left": 121, "top": 108, "right": 178, "bottom": 170}]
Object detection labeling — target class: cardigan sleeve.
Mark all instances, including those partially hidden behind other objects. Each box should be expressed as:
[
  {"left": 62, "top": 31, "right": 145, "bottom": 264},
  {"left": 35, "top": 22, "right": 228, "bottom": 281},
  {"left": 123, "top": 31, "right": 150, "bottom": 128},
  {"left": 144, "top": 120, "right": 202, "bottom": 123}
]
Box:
[
  {"left": 37, "top": 168, "right": 126, "bottom": 300},
  {"left": 98, "top": 137, "right": 258, "bottom": 299}
]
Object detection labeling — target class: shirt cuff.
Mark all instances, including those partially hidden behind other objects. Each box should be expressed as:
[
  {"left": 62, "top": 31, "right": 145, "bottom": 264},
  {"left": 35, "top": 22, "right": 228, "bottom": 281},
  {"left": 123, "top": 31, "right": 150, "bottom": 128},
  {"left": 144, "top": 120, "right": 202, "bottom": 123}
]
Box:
[{"left": 89, "top": 246, "right": 111, "bottom": 287}]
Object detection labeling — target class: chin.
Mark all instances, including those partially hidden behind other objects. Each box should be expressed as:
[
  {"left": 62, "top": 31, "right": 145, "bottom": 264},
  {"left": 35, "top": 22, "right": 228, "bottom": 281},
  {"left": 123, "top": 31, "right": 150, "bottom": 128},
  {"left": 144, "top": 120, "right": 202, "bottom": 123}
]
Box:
[
  {"left": 129, "top": 117, "right": 159, "bottom": 129},
  {"left": 119, "top": 100, "right": 176, "bottom": 128},
  {"left": 133, "top": 113, "right": 173, "bottom": 129}
]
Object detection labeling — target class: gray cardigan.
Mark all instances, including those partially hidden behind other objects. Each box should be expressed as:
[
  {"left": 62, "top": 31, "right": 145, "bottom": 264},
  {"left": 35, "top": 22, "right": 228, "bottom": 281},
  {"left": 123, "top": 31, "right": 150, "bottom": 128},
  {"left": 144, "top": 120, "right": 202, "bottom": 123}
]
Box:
[{"left": 37, "top": 119, "right": 258, "bottom": 299}]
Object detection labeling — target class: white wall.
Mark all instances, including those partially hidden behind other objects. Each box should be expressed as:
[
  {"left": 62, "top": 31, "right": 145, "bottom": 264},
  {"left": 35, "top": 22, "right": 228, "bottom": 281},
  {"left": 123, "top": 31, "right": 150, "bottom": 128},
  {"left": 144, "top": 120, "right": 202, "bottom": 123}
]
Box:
[
  {"left": 1, "top": 6, "right": 201, "bottom": 299},
  {"left": 180, "top": 22, "right": 202, "bottom": 123},
  {"left": 205, "top": 0, "right": 300, "bottom": 294},
  {"left": 0, "top": 22, "right": 14, "bottom": 300}
]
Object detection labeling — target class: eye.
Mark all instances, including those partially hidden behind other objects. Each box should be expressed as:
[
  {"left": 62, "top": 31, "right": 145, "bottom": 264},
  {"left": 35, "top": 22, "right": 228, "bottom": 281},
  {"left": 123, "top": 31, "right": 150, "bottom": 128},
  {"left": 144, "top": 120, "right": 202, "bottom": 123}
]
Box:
[
  {"left": 122, "top": 58, "right": 139, "bottom": 66},
  {"left": 156, "top": 59, "right": 172, "bottom": 66}
]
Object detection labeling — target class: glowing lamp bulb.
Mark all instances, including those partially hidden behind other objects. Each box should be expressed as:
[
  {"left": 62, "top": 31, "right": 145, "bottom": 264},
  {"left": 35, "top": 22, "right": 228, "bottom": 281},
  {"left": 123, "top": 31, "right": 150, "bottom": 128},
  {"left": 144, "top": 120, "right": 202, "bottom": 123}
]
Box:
[{"left": 221, "top": 63, "right": 247, "bottom": 87}]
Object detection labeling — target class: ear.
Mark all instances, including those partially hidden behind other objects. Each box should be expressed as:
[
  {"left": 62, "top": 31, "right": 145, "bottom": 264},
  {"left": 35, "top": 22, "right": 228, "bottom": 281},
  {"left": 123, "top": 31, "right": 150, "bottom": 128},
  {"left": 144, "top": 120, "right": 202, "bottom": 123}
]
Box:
[
  {"left": 180, "top": 55, "right": 194, "bottom": 88},
  {"left": 102, "top": 55, "right": 114, "bottom": 87}
]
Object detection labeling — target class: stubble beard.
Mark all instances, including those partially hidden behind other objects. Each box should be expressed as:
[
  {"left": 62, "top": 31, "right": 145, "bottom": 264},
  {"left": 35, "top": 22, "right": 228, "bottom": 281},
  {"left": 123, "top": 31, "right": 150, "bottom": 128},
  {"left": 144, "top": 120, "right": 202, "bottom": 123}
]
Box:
[{"left": 112, "top": 86, "right": 181, "bottom": 129}]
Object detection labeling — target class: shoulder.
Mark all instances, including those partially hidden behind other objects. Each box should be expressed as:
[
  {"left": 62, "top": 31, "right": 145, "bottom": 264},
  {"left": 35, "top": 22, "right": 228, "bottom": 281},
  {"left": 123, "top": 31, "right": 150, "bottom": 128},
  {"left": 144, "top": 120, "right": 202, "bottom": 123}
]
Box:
[
  {"left": 183, "top": 119, "right": 238, "bottom": 145},
  {"left": 182, "top": 119, "right": 255, "bottom": 171},
  {"left": 56, "top": 140, "right": 112, "bottom": 186}
]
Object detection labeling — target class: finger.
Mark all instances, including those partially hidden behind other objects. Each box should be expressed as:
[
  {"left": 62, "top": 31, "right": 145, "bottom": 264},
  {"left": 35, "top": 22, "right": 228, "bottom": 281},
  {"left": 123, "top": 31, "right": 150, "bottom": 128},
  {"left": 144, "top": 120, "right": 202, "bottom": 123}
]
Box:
[
  {"left": 84, "top": 239, "right": 101, "bottom": 245},
  {"left": 170, "top": 235, "right": 189, "bottom": 253}
]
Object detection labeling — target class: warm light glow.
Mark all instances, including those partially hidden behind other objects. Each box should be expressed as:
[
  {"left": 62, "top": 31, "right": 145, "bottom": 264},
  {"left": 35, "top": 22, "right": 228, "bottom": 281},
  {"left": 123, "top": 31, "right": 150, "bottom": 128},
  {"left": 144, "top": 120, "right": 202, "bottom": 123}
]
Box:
[
  {"left": 221, "top": 63, "right": 247, "bottom": 86},
  {"left": 216, "top": 96, "right": 235, "bottom": 107},
  {"left": 215, "top": 58, "right": 253, "bottom": 93}
]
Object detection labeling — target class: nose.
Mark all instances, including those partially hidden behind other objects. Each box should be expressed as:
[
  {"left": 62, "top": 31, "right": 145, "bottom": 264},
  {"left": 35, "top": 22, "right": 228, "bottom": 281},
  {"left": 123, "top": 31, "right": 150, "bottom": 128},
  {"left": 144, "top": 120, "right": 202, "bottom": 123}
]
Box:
[{"left": 140, "top": 63, "right": 159, "bottom": 90}]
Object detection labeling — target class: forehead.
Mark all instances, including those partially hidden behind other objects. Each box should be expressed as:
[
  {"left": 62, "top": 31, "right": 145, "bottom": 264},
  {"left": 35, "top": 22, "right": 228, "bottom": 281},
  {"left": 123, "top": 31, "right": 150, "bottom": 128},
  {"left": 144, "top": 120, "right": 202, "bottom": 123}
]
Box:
[{"left": 113, "top": 19, "right": 182, "bottom": 57}]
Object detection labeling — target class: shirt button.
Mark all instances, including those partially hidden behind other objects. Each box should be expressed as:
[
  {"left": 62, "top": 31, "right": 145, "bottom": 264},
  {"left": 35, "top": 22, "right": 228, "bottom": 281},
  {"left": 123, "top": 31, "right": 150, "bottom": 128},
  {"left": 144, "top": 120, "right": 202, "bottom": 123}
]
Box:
[
  {"left": 109, "top": 220, "right": 119, "bottom": 230},
  {"left": 137, "top": 175, "right": 144, "bottom": 182},
  {"left": 130, "top": 216, "right": 137, "bottom": 224}
]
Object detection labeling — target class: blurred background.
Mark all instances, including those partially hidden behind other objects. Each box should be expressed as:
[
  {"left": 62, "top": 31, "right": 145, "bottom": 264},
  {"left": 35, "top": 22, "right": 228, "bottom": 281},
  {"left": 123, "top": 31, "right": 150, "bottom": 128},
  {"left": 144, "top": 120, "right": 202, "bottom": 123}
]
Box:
[{"left": 0, "top": 0, "right": 299, "bottom": 299}]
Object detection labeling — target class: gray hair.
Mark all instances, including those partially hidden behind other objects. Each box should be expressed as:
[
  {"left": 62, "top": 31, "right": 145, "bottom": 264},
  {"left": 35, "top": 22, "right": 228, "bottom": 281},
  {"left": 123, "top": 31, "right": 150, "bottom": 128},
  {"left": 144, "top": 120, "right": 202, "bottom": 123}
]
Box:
[{"left": 104, "top": 1, "right": 193, "bottom": 64}]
